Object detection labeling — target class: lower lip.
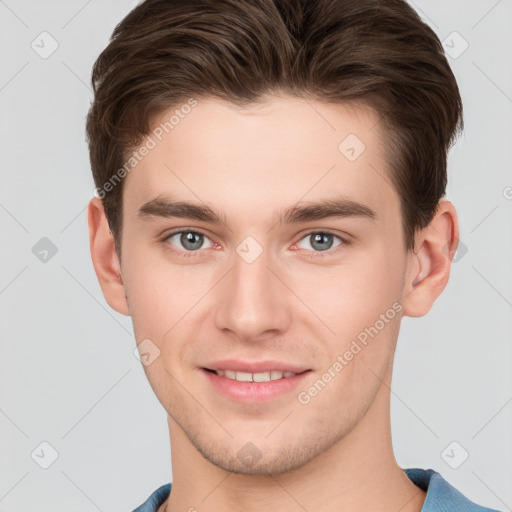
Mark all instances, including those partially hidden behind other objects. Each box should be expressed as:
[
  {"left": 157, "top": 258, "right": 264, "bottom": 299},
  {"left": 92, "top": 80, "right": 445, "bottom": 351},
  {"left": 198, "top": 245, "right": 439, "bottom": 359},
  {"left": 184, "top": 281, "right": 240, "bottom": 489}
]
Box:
[{"left": 201, "top": 369, "right": 312, "bottom": 403}]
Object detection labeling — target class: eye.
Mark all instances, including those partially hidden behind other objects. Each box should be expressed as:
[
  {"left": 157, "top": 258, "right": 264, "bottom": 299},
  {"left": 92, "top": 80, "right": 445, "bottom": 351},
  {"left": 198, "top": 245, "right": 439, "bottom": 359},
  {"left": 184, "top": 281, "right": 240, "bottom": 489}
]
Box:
[
  {"left": 161, "top": 229, "right": 348, "bottom": 258},
  {"left": 164, "top": 230, "right": 215, "bottom": 253},
  {"left": 294, "top": 231, "right": 346, "bottom": 254}
]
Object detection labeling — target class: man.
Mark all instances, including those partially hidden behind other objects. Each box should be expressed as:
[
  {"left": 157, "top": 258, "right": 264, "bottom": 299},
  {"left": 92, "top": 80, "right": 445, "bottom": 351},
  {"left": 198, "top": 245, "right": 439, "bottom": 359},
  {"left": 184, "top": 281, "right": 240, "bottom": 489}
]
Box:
[{"left": 85, "top": 0, "right": 501, "bottom": 511}]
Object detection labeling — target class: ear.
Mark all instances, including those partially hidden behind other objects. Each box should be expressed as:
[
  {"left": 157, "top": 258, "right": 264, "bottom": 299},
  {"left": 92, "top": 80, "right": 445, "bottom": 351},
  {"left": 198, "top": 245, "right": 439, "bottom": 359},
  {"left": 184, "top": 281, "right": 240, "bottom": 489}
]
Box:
[
  {"left": 402, "top": 200, "right": 459, "bottom": 317},
  {"left": 87, "top": 197, "right": 130, "bottom": 316}
]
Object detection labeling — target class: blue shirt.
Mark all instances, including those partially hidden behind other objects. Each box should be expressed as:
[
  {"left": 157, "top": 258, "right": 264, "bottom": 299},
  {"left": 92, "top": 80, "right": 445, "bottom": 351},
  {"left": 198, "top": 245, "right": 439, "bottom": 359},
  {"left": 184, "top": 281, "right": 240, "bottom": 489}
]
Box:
[{"left": 131, "top": 468, "right": 502, "bottom": 512}]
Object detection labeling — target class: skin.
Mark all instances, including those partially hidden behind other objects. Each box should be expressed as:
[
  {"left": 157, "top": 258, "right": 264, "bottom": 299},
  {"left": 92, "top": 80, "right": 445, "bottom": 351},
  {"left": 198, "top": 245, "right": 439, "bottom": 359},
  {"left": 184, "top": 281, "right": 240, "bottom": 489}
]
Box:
[{"left": 88, "top": 94, "right": 459, "bottom": 512}]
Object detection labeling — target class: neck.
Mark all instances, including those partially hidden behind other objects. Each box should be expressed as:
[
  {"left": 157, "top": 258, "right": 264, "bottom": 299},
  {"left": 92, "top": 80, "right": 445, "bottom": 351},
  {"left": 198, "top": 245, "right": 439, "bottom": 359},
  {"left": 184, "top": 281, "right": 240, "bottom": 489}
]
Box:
[{"left": 162, "top": 369, "right": 426, "bottom": 512}]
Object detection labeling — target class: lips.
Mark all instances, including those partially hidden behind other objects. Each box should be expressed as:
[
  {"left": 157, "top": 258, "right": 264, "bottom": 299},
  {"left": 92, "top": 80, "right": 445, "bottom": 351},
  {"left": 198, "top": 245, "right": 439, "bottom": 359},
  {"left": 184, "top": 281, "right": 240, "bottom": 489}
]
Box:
[
  {"left": 207, "top": 369, "right": 300, "bottom": 382},
  {"left": 202, "top": 367, "right": 312, "bottom": 403},
  {"left": 200, "top": 359, "right": 312, "bottom": 402},
  {"left": 203, "top": 359, "right": 310, "bottom": 374}
]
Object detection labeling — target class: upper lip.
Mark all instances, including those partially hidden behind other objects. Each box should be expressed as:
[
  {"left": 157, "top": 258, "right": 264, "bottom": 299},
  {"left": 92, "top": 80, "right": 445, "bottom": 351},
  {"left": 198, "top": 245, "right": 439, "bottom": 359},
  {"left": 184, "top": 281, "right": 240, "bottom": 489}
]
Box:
[{"left": 203, "top": 360, "right": 310, "bottom": 374}]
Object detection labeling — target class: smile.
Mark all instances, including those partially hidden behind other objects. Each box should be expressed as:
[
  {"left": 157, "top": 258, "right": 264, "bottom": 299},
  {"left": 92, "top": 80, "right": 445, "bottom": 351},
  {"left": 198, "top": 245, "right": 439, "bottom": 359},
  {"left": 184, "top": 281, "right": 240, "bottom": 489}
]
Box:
[{"left": 211, "top": 369, "right": 299, "bottom": 382}]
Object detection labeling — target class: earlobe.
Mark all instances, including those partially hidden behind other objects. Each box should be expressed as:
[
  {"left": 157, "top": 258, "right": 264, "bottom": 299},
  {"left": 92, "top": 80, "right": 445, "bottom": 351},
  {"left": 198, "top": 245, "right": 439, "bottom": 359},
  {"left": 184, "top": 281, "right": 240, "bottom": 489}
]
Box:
[
  {"left": 402, "top": 200, "right": 459, "bottom": 317},
  {"left": 87, "top": 198, "right": 130, "bottom": 316}
]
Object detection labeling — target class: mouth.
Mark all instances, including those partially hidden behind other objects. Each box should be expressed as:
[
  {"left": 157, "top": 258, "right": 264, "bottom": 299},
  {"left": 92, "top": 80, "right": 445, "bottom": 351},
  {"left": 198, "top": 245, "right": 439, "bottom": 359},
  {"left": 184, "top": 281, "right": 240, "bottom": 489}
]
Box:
[
  {"left": 203, "top": 368, "right": 306, "bottom": 382},
  {"left": 201, "top": 367, "right": 312, "bottom": 403}
]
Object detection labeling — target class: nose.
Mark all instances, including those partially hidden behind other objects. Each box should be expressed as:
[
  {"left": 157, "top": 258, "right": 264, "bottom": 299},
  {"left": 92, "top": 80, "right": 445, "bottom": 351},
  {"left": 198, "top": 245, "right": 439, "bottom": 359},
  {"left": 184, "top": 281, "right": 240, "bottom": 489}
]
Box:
[{"left": 213, "top": 241, "right": 292, "bottom": 343}]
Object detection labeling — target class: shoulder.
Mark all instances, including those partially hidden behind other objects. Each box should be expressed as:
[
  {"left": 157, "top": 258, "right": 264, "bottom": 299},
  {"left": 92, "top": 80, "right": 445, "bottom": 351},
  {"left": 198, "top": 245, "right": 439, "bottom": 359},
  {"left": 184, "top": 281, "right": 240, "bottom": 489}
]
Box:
[
  {"left": 131, "top": 483, "right": 172, "bottom": 512},
  {"left": 405, "top": 468, "right": 503, "bottom": 512},
  {"left": 131, "top": 472, "right": 503, "bottom": 512}
]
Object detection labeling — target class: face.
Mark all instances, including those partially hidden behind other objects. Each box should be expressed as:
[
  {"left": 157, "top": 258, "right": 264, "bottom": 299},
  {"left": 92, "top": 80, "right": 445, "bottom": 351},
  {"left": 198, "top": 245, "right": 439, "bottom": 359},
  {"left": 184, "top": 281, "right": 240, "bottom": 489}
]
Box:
[{"left": 117, "top": 95, "right": 411, "bottom": 474}]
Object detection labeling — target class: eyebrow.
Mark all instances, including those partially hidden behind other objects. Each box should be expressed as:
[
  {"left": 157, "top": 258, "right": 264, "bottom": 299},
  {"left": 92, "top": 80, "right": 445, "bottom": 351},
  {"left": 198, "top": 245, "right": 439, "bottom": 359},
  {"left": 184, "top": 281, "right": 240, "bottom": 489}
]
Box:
[{"left": 138, "top": 196, "right": 377, "bottom": 226}]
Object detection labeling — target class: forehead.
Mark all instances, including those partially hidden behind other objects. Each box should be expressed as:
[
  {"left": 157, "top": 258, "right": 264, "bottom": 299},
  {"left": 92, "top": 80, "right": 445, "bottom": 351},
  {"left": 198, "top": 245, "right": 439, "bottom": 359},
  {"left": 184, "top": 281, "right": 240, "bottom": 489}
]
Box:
[{"left": 123, "top": 94, "right": 399, "bottom": 227}]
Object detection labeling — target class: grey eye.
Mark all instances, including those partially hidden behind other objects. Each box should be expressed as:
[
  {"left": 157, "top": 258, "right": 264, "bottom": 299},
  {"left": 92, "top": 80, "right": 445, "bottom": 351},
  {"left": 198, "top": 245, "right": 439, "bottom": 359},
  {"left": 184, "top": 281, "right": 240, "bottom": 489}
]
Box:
[
  {"left": 167, "top": 231, "right": 213, "bottom": 251},
  {"left": 296, "top": 232, "right": 342, "bottom": 252}
]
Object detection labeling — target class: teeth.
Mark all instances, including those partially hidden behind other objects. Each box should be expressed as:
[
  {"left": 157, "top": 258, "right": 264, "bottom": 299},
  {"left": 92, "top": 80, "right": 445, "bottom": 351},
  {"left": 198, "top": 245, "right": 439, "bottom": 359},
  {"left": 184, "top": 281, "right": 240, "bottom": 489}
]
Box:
[
  {"left": 235, "top": 371, "right": 253, "bottom": 382},
  {"left": 214, "top": 370, "right": 298, "bottom": 381}
]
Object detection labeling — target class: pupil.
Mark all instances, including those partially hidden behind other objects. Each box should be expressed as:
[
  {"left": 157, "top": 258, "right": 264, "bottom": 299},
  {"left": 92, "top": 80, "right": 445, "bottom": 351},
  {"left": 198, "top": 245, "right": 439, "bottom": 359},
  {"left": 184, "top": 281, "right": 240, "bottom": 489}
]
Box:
[
  {"left": 182, "top": 232, "right": 202, "bottom": 250},
  {"left": 312, "top": 233, "right": 332, "bottom": 251}
]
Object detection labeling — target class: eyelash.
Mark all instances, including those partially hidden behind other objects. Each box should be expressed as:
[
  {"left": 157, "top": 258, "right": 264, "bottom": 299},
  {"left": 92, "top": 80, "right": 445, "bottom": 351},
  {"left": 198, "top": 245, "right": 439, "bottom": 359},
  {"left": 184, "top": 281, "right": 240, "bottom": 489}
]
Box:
[{"left": 161, "top": 229, "right": 350, "bottom": 259}]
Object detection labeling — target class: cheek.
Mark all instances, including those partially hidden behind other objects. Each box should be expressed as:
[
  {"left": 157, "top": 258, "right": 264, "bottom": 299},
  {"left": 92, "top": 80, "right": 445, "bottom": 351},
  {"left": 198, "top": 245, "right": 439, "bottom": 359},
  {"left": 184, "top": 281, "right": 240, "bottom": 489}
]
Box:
[
  {"left": 286, "top": 246, "right": 405, "bottom": 340},
  {"left": 122, "top": 247, "right": 215, "bottom": 341}
]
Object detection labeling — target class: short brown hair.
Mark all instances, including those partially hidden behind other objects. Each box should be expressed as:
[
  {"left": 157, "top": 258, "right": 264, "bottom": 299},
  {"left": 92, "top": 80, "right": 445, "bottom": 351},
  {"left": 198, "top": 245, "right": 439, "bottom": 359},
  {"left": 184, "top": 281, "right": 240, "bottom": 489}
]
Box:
[{"left": 86, "top": 0, "right": 463, "bottom": 252}]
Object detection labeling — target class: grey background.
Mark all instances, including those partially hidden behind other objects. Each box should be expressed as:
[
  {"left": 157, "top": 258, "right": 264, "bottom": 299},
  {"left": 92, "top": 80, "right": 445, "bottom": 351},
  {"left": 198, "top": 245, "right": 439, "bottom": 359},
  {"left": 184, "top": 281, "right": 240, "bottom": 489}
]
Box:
[{"left": 0, "top": 1, "right": 511, "bottom": 511}]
